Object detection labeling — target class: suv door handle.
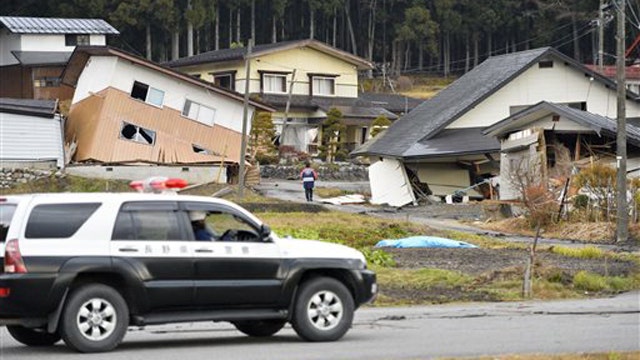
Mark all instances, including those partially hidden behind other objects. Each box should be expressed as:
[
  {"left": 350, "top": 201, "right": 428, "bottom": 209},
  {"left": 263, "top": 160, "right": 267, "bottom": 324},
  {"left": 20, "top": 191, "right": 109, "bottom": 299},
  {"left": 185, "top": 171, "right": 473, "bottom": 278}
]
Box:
[
  {"left": 118, "top": 247, "right": 139, "bottom": 253},
  {"left": 195, "top": 248, "right": 213, "bottom": 253}
]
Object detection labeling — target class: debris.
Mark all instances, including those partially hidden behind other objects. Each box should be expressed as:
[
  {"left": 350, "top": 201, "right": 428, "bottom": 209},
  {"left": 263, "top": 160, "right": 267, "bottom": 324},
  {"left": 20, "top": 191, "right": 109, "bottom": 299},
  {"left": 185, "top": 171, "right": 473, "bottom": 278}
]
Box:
[{"left": 320, "top": 194, "right": 366, "bottom": 205}]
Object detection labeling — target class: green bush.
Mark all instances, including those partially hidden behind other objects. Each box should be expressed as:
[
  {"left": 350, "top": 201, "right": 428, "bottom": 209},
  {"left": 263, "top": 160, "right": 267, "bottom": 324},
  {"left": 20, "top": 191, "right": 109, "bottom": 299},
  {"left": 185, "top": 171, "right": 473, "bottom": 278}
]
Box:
[
  {"left": 573, "top": 271, "right": 636, "bottom": 293},
  {"left": 360, "top": 248, "right": 396, "bottom": 267}
]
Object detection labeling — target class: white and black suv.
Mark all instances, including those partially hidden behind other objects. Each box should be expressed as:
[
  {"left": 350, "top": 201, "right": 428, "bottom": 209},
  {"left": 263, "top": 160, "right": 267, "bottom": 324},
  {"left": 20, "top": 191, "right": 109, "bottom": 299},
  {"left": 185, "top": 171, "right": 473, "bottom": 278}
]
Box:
[{"left": 0, "top": 191, "right": 376, "bottom": 353}]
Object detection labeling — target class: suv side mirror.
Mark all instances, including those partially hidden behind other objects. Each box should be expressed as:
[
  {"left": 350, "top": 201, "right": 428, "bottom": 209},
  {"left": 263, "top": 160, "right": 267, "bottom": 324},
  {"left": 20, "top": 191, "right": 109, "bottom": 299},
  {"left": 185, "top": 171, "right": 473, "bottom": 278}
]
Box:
[{"left": 260, "top": 224, "right": 271, "bottom": 240}]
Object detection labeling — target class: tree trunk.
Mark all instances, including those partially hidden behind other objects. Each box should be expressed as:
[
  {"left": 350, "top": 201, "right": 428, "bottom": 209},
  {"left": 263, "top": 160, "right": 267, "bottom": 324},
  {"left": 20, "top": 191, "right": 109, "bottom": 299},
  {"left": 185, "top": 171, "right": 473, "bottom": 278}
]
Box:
[
  {"left": 215, "top": 3, "right": 219, "bottom": 50},
  {"left": 187, "top": 0, "right": 194, "bottom": 56},
  {"left": 367, "top": 0, "right": 376, "bottom": 71},
  {"left": 145, "top": 23, "right": 152, "bottom": 60},
  {"left": 172, "top": 30, "right": 179, "bottom": 60},
  {"left": 236, "top": 9, "right": 241, "bottom": 43},
  {"left": 228, "top": 8, "right": 232, "bottom": 47},
  {"left": 443, "top": 31, "right": 450, "bottom": 77},
  {"left": 332, "top": 8, "right": 337, "bottom": 47},
  {"left": 473, "top": 34, "right": 479, "bottom": 67},
  {"left": 487, "top": 32, "right": 492, "bottom": 57},
  {"left": 418, "top": 42, "right": 424, "bottom": 71},
  {"left": 344, "top": 0, "right": 358, "bottom": 55},
  {"left": 309, "top": 9, "right": 315, "bottom": 39},
  {"left": 465, "top": 36, "right": 470, "bottom": 73},
  {"left": 272, "top": 16, "right": 277, "bottom": 43},
  {"left": 251, "top": 0, "right": 255, "bottom": 42},
  {"left": 404, "top": 43, "right": 410, "bottom": 71},
  {"left": 572, "top": 15, "right": 580, "bottom": 60}
]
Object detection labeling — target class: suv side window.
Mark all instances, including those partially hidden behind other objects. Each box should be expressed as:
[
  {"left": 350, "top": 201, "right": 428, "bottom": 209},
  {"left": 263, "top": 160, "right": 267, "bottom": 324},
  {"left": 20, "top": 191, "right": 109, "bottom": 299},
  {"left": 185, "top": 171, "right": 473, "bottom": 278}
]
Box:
[
  {"left": 25, "top": 203, "right": 101, "bottom": 239},
  {"left": 113, "top": 201, "right": 185, "bottom": 241},
  {"left": 183, "top": 202, "right": 262, "bottom": 243}
]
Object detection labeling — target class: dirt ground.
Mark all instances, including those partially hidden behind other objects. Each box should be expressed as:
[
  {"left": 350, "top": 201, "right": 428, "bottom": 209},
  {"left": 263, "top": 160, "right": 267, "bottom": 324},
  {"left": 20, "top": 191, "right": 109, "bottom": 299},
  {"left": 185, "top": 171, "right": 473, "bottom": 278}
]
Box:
[{"left": 378, "top": 247, "right": 637, "bottom": 304}]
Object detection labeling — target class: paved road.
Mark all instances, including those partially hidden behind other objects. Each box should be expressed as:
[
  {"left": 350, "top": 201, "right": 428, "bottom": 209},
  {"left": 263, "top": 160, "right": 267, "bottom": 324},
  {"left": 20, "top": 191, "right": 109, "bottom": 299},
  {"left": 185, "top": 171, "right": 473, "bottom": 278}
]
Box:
[{"left": 1, "top": 292, "right": 638, "bottom": 359}]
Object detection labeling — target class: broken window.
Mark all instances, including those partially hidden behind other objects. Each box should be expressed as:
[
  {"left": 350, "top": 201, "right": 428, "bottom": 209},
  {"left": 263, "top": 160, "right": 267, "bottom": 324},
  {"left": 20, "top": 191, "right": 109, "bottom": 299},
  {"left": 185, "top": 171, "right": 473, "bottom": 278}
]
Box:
[
  {"left": 192, "top": 144, "right": 216, "bottom": 155},
  {"left": 120, "top": 122, "right": 156, "bottom": 145},
  {"left": 182, "top": 99, "right": 216, "bottom": 126},
  {"left": 130, "top": 81, "right": 165, "bottom": 107}
]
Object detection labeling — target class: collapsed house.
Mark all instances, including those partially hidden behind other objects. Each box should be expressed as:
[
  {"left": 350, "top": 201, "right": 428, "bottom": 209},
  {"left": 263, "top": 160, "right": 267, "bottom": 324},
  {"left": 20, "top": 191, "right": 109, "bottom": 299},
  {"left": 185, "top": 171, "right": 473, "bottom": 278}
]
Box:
[
  {"left": 352, "top": 47, "right": 640, "bottom": 207},
  {"left": 60, "top": 46, "right": 273, "bottom": 181},
  {"left": 483, "top": 101, "right": 640, "bottom": 200}
]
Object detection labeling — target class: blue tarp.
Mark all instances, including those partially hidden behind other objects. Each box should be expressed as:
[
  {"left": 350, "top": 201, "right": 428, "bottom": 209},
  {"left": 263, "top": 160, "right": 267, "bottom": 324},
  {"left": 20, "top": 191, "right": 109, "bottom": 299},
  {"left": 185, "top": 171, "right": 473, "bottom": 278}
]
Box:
[{"left": 375, "top": 236, "right": 478, "bottom": 249}]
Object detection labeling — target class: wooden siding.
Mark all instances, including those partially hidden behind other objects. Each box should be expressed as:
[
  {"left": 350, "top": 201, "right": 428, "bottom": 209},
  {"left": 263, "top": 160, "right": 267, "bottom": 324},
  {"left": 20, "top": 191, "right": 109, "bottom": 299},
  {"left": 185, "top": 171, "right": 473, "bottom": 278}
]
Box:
[
  {"left": 32, "top": 66, "right": 74, "bottom": 101},
  {"left": 67, "top": 87, "right": 242, "bottom": 164}
]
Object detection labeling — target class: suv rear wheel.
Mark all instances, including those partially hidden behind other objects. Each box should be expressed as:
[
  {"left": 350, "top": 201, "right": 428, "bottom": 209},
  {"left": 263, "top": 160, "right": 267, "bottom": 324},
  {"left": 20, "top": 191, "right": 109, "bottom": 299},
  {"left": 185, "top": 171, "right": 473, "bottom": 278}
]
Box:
[
  {"left": 6, "top": 326, "right": 61, "bottom": 346},
  {"left": 60, "top": 284, "right": 129, "bottom": 353},
  {"left": 291, "top": 277, "right": 354, "bottom": 342},
  {"left": 233, "top": 320, "right": 287, "bottom": 337}
]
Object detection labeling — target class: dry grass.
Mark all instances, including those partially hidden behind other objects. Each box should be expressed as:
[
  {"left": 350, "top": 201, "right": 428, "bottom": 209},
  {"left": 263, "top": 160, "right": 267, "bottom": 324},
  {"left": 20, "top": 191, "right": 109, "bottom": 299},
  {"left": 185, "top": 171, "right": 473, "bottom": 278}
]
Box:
[{"left": 478, "top": 218, "right": 617, "bottom": 244}]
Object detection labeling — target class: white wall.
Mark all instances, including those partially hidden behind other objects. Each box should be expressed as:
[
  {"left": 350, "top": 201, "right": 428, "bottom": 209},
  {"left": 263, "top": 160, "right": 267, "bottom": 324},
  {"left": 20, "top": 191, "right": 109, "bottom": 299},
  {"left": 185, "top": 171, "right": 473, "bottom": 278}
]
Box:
[
  {"left": 74, "top": 55, "right": 253, "bottom": 133},
  {"left": 0, "top": 29, "right": 22, "bottom": 66},
  {"left": 20, "top": 34, "right": 107, "bottom": 52},
  {"left": 448, "top": 57, "right": 640, "bottom": 129}
]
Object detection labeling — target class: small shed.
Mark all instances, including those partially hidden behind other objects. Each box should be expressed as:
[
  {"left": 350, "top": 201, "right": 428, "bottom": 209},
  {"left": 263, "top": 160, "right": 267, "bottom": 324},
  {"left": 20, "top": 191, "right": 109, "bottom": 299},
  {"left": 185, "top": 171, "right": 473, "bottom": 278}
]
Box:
[{"left": 0, "top": 98, "right": 64, "bottom": 168}]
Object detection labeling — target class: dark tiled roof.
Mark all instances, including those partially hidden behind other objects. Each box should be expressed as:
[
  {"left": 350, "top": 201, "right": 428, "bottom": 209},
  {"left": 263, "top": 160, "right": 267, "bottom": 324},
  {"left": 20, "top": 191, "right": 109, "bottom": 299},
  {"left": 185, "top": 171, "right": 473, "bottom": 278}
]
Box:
[
  {"left": 0, "top": 16, "right": 119, "bottom": 34},
  {"left": 353, "top": 47, "right": 634, "bottom": 159},
  {"left": 358, "top": 92, "right": 424, "bottom": 114},
  {"left": 484, "top": 101, "right": 640, "bottom": 147},
  {"left": 164, "top": 39, "right": 372, "bottom": 69},
  {"left": 257, "top": 94, "right": 397, "bottom": 120},
  {"left": 0, "top": 98, "right": 57, "bottom": 118},
  {"left": 11, "top": 51, "right": 72, "bottom": 66}
]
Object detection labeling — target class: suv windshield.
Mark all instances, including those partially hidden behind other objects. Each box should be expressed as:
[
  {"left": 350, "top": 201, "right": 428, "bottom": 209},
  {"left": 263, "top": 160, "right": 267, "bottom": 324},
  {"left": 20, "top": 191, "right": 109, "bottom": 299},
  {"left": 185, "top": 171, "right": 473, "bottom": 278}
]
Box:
[{"left": 0, "top": 203, "right": 17, "bottom": 242}]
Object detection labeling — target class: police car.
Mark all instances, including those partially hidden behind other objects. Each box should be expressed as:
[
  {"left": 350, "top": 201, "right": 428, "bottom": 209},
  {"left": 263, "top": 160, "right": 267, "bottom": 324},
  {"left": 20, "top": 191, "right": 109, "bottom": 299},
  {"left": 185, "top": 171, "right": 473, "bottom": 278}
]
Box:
[{"left": 0, "top": 178, "right": 377, "bottom": 353}]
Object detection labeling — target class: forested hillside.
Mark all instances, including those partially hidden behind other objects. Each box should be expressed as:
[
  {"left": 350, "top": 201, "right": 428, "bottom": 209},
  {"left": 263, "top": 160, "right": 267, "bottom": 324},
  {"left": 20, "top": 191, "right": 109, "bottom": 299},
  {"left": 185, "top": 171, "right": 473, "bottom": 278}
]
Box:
[{"left": 3, "top": 0, "right": 639, "bottom": 77}]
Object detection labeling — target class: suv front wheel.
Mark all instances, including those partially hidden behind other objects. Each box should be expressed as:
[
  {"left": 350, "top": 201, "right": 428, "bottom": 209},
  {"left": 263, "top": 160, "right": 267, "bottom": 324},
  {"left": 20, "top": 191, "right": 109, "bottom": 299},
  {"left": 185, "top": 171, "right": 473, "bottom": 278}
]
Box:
[
  {"left": 60, "top": 284, "right": 129, "bottom": 353},
  {"left": 6, "top": 325, "right": 61, "bottom": 346},
  {"left": 291, "top": 277, "right": 354, "bottom": 342}
]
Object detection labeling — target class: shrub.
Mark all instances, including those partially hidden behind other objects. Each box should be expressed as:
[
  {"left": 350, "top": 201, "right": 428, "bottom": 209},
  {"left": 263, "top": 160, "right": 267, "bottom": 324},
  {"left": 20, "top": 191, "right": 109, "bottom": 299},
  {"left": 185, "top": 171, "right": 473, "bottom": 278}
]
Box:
[
  {"left": 360, "top": 248, "right": 396, "bottom": 267},
  {"left": 550, "top": 245, "right": 606, "bottom": 259}
]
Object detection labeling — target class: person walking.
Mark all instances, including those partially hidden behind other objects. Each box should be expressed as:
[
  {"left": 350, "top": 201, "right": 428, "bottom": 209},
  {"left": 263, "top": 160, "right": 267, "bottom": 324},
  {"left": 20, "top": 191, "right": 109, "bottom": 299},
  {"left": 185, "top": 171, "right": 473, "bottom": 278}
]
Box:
[{"left": 300, "top": 161, "right": 318, "bottom": 202}]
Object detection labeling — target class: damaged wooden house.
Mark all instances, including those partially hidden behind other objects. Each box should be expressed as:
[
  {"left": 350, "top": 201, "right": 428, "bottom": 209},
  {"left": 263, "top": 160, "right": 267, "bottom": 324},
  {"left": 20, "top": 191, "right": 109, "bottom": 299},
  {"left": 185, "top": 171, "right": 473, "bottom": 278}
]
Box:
[
  {"left": 61, "top": 46, "right": 273, "bottom": 182},
  {"left": 352, "top": 47, "right": 640, "bottom": 207},
  {"left": 483, "top": 101, "right": 640, "bottom": 200}
]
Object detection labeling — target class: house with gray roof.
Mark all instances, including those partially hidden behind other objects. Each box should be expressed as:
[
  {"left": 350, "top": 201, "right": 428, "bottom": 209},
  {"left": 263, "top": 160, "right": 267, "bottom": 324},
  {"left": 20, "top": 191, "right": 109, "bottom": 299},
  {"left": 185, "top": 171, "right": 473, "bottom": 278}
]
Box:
[
  {"left": 352, "top": 47, "right": 640, "bottom": 207},
  {"left": 0, "top": 16, "right": 119, "bottom": 101}
]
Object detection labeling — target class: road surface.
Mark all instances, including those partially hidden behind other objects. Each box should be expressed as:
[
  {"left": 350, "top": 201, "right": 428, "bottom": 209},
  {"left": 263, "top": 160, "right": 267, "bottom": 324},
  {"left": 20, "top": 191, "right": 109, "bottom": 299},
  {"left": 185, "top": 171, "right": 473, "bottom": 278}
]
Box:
[{"left": 2, "top": 292, "right": 638, "bottom": 359}]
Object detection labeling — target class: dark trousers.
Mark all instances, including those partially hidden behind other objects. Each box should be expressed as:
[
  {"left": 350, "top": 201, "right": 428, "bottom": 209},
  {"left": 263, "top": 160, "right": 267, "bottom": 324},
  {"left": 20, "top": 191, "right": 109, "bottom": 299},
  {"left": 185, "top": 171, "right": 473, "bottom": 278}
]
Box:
[{"left": 304, "top": 185, "right": 314, "bottom": 201}]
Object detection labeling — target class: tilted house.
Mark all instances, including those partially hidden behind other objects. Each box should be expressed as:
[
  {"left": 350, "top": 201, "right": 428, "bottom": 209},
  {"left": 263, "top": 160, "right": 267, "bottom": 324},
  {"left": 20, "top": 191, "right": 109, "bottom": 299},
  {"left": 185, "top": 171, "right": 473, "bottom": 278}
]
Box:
[
  {"left": 352, "top": 47, "right": 640, "bottom": 207},
  {"left": 61, "top": 46, "right": 273, "bottom": 175},
  {"left": 0, "top": 16, "right": 118, "bottom": 101},
  {"left": 165, "top": 39, "right": 398, "bottom": 154},
  {"left": 0, "top": 97, "right": 64, "bottom": 168}
]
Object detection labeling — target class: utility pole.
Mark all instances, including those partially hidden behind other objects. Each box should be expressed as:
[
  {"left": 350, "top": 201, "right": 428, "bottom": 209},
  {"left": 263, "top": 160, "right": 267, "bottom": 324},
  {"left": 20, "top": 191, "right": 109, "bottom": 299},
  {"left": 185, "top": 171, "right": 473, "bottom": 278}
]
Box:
[
  {"left": 598, "top": 0, "right": 605, "bottom": 70},
  {"left": 280, "top": 69, "right": 297, "bottom": 148},
  {"left": 238, "top": 39, "right": 253, "bottom": 199},
  {"left": 616, "top": 0, "right": 628, "bottom": 242}
]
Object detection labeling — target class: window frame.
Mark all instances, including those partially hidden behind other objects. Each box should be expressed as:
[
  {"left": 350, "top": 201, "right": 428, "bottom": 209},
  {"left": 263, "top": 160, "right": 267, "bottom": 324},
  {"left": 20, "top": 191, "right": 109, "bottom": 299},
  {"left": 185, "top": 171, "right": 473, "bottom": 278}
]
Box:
[
  {"left": 130, "top": 80, "right": 165, "bottom": 107},
  {"left": 210, "top": 71, "right": 236, "bottom": 90},
  {"left": 310, "top": 75, "right": 337, "bottom": 96},
  {"left": 112, "top": 201, "right": 191, "bottom": 241},
  {"left": 259, "top": 71, "right": 289, "bottom": 94},
  {"left": 25, "top": 203, "right": 101, "bottom": 239},
  {"left": 182, "top": 99, "right": 216, "bottom": 126},
  {"left": 119, "top": 121, "right": 156, "bottom": 146},
  {"left": 65, "top": 34, "right": 91, "bottom": 46}
]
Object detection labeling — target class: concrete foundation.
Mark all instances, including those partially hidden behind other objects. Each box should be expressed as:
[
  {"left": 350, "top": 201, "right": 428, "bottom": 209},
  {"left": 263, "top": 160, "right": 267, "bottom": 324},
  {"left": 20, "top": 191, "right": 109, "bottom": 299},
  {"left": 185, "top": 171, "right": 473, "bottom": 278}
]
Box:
[{"left": 65, "top": 165, "right": 227, "bottom": 184}]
